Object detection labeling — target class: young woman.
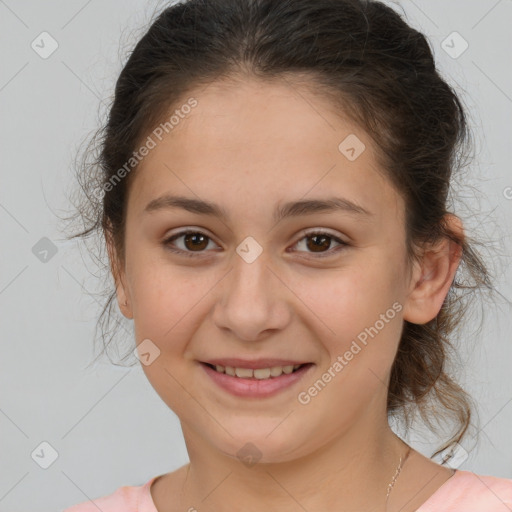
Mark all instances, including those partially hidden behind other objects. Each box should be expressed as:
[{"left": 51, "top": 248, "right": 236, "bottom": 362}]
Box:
[{"left": 63, "top": 0, "right": 512, "bottom": 510}]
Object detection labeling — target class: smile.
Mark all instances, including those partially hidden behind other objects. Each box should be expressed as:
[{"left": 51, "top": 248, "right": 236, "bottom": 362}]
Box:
[
  {"left": 205, "top": 363, "right": 304, "bottom": 379},
  {"left": 199, "top": 362, "right": 315, "bottom": 398}
]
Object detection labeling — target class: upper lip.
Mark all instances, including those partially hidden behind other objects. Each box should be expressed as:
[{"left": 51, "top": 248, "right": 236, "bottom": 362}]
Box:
[{"left": 201, "top": 358, "right": 311, "bottom": 369}]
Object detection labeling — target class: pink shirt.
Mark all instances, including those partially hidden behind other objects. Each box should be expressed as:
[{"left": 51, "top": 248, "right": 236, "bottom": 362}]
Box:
[{"left": 62, "top": 470, "right": 512, "bottom": 512}]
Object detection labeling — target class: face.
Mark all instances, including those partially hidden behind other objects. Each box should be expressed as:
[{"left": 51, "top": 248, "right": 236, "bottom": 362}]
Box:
[{"left": 113, "top": 76, "right": 414, "bottom": 463}]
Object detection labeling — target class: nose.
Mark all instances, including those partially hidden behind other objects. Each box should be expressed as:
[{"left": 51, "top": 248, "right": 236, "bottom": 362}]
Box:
[{"left": 211, "top": 248, "right": 292, "bottom": 342}]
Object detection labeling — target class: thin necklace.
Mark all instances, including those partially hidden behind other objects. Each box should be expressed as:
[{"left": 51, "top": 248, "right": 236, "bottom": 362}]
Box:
[
  {"left": 174, "top": 448, "right": 412, "bottom": 509},
  {"left": 386, "top": 445, "right": 412, "bottom": 504}
]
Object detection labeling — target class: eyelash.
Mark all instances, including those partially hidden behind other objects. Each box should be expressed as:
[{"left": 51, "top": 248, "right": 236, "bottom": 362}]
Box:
[{"left": 162, "top": 229, "right": 349, "bottom": 259}]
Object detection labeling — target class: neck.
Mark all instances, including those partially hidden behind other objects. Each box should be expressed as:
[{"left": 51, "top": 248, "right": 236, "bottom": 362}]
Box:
[{"left": 176, "top": 415, "right": 408, "bottom": 512}]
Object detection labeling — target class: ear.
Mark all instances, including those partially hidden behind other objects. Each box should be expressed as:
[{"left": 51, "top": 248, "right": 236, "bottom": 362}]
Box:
[
  {"left": 104, "top": 228, "right": 133, "bottom": 320},
  {"left": 402, "top": 214, "right": 464, "bottom": 325}
]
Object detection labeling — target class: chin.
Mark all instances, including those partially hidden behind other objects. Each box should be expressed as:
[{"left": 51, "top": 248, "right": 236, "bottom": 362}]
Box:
[{"left": 207, "top": 426, "right": 313, "bottom": 466}]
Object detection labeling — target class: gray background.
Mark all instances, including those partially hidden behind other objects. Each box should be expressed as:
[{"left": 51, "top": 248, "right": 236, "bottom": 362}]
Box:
[{"left": 1, "top": 1, "right": 511, "bottom": 511}]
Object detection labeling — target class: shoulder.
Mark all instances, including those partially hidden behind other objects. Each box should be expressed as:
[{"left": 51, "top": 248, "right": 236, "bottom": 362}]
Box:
[
  {"left": 418, "top": 470, "right": 512, "bottom": 512},
  {"left": 61, "top": 476, "right": 158, "bottom": 512}
]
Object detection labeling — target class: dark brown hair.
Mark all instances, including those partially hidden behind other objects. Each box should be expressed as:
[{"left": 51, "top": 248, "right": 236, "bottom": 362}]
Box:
[{"left": 66, "top": 0, "right": 503, "bottom": 460}]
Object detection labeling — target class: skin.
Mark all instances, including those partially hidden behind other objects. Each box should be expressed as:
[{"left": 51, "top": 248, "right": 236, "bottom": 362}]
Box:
[{"left": 107, "top": 76, "right": 463, "bottom": 512}]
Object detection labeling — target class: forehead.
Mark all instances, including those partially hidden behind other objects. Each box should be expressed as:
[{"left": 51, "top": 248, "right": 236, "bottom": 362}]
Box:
[{"left": 128, "top": 76, "right": 403, "bottom": 224}]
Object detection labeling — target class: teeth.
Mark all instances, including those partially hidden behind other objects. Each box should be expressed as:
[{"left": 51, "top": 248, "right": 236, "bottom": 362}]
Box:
[
  {"left": 270, "top": 366, "right": 283, "bottom": 377},
  {"left": 212, "top": 364, "right": 303, "bottom": 379},
  {"left": 235, "top": 367, "right": 253, "bottom": 378},
  {"left": 254, "top": 368, "right": 271, "bottom": 379}
]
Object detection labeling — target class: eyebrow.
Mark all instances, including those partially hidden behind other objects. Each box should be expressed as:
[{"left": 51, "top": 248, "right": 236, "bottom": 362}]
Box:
[{"left": 144, "top": 194, "right": 373, "bottom": 223}]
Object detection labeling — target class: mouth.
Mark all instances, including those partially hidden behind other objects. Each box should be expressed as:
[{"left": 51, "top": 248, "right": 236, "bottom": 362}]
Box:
[
  {"left": 198, "top": 357, "right": 315, "bottom": 398},
  {"left": 201, "top": 362, "right": 311, "bottom": 380},
  {"left": 199, "top": 359, "right": 315, "bottom": 398}
]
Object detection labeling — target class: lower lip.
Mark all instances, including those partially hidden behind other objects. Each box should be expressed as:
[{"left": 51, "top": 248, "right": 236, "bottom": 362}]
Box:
[{"left": 200, "top": 362, "right": 314, "bottom": 398}]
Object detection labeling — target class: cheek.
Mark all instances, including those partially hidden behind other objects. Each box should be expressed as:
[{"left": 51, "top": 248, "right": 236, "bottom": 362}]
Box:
[
  {"left": 332, "top": 268, "right": 404, "bottom": 381},
  {"left": 287, "top": 262, "right": 405, "bottom": 396},
  {"left": 298, "top": 268, "right": 404, "bottom": 412},
  {"left": 124, "top": 229, "right": 195, "bottom": 311},
  {"left": 289, "top": 261, "right": 402, "bottom": 337},
  {"left": 128, "top": 256, "right": 219, "bottom": 348},
  {"left": 129, "top": 263, "right": 210, "bottom": 412}
]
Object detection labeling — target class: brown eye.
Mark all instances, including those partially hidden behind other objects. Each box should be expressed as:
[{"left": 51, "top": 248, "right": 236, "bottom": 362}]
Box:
[
  {"left": 162, "top": 229, "right": 349, "bottom": 259},
  {"left": 293, "top": 231, "right": 348, "bottom": 257},
  {"left": 305, "top": 233, "right": 331, "bottom": 252},
  {"left": 163, "top": 230, "right": 216, "bottom": 257},
  {"left": 182, "top": 232, "right": 209, "bottom": 251}
]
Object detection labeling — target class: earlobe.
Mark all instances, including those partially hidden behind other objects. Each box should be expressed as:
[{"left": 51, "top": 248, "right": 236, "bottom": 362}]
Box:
[
  {"left": 113, "top": 275, "right": 133, "bottom": 319},
  {"left": 115, "top": 284, "right": 133, "bottom": 320},
  {"left": 402, "top": 215, "right": 464, "bottom": 325},
  {"left": 104, "top": 229, "right": 133, "bottom": 320}
]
